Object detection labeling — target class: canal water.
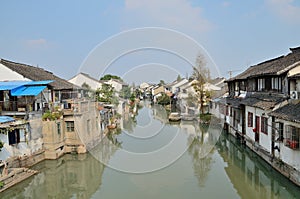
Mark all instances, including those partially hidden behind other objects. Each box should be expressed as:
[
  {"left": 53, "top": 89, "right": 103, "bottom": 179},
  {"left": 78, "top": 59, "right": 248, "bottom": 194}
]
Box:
[{"left": 1, "top": 102, "right": 300, "bottom": 199}]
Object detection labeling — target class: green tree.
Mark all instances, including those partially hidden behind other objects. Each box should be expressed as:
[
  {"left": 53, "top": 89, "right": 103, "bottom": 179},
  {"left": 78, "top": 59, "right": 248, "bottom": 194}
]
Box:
[
  {"left": 119, "top": 86, "right": 131, "bottom": 99},
  {"left": 177, "top": 74, "right": 182, "bottom": 81},
  {"left": 81, "top": 82, "right": 94, "bottom": 98},
  {"left": 96, "top": 84, "right": 114, "bottom": 103},
  {"left": 157, "top": 93, "right": 170, "bottom": 105},
  {"left": 192, "top": 53, "right": 211, "bottom": 114},
  {"left": 81, "top": 82, "right": 91, "bottom": 90},
  {"left": 158, "top": 80, "right": 165, "bottom": 86},
  {"left": 100, "top": 74, "right": 123, "bottom": 81}
]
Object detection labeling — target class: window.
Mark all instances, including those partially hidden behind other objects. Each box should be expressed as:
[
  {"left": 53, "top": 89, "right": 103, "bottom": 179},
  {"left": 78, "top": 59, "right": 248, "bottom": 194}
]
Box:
[
  {"left": 284, "top": 125, "right": 300, "bottom": 149},
  {"left": 248, "top": 112, "right": 253, "bottom": 127},
  {"left": 272, "top": 77, "right": 282, "bottom": 91},
  {"left": 96, "top": 117, "right": 99, "bottom": 130},
  {"left": 240, "top": 81, "right": 246, "bottom": 91},
  {"left": 8, "top": 129, "right": 20, "bottom": 145},
  {"left": 87, "top": 119, "right": 91, "bottom": 134},
  {"left": 278, "top": 122, "right": 284, "bottom": 142},
  {"left": 261, "top": 117, "right": 268, "bottom": 134},
  {"left": 235, "top": 82, "right": 239, "bottom": 91},
  {"left": 66, "top": 121, "right": 75, "bottom": 132},
  {"left": 57, "top": 122, "right": 61, "bottom": 134},
  {"left": 258, "top": 78, "right": 265, "bottom": 91}
]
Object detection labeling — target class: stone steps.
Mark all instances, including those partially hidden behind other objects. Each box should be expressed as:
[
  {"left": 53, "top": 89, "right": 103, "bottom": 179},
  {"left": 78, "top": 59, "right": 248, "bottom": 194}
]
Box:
[{"left": 0, "top": 168, "right": 38, "bottom": 193}]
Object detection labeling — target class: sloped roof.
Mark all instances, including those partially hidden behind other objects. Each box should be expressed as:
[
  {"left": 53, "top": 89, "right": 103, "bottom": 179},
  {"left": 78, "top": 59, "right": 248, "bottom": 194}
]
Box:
[
  {"left": 210, "top": 77, "right": 226, "bottom": 85},
  {"left": 70, "top": 72, "right": 100, "bottom": 83},
  {"left": 241, "top": 92, "right": 286, "bottom": 110},
  {"left": 269, "top": 101, "right": 300, "bottom": 123},
  {"left": 0, "top": 59, "right": 78, "bottom": 90},
  {"left": 226, "top": 97, "right": 242, "bottom": 108},
  {"left": 229, "top": 47, "right": 300, "bottom": 81}
]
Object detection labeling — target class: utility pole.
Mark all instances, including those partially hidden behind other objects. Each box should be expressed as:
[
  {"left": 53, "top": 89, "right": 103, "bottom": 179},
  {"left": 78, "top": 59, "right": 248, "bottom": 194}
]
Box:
[{"left": 228, "top": 70, "right": 241, "bottom": 79}]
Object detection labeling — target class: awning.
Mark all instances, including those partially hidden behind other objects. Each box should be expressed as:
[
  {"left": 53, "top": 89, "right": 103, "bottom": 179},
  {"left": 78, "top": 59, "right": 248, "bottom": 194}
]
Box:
[
  {"left": 0, "top": 81, "right": 26, "bottom": 91},
  {"left": 0, "top": 116, "right": 15, "bottom": 124},
  {"left": 11, "top": 85, "right": 47, "bottom": 96}
]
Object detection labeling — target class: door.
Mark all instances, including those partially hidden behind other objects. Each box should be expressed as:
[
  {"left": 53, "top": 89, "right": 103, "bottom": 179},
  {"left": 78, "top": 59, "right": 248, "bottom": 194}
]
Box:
[{"left": 255, "top": 116, "right": 260, "bottom": 143}]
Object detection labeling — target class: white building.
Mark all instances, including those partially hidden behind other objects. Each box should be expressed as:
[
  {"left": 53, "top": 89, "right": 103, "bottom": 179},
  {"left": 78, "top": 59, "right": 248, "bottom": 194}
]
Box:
[
  {"left": 69, "top": 73, "right": 103, "bottom": 91},
  {"left": 269, "top": 102, "right": 300, "bottom": 171},
  {"left": 105, "top": 79, "right": 128, "bottom": 93}
]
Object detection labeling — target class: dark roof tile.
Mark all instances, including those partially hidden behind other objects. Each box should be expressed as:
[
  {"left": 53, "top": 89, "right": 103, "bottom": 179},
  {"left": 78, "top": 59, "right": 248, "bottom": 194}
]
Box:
[
  {"left": 269, "top": 101, "right": 300, "bottom": 123},
  {"left": 0, "top": 59, "right": 78, "bottom": 90},
  {"left": 228, "top": 47, "right": 300, "bottom": 81}
]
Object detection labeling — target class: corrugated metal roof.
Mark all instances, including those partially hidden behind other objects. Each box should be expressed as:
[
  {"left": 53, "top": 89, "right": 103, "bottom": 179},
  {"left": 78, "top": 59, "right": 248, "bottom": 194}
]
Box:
[
  {"left": 0, "top": 81, "right": 26, "bottom": 90},
  {"left": 26, "top": 80, "right": 53, "bottom": 85},
  {"left": 11, "top": 85, "right": 47, "bottom": 96},
  {"left": 0, "top": 116, "right": 15, "bottom": 124},
  {"left": 0, "top": 80, "right": 52, "bottom": 91}
]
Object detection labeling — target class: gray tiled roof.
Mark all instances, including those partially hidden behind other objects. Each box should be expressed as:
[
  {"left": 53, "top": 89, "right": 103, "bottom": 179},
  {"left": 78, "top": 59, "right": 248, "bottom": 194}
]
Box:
[
  {"left": 269, "top": 101, "right": 300, "bottom": 123},
  {"left": 225, "top": 97, "right": 242, "bottom": 108},
  {"left": 241, "top": 92, "right": 286, "bottom": 110},
  {"left": 229, "top": 47, "right": 300, "bottom": 81},
  {"left": 0, "top": 59, "right": 78, "bottom": 90}
]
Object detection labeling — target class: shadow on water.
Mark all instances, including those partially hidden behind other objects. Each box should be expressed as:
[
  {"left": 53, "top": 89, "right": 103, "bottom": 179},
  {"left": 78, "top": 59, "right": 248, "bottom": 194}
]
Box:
[{"left": 216, "top": 132, "right": 300, "bottom": 199}]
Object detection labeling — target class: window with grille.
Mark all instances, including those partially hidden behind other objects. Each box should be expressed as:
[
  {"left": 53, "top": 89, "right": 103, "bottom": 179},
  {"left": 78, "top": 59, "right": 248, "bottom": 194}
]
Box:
[
  {"left": 284, "top": 125, "right": 300, "bottom": 149},
  {"left": 66, "top": 121, "right": 75, "bottom": 132}
]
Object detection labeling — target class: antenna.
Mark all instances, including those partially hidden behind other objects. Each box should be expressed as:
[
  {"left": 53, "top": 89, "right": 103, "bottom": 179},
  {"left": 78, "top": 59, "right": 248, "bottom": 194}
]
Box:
[{"left": 227, "top": 70, "right": 241, "bottom": 79}]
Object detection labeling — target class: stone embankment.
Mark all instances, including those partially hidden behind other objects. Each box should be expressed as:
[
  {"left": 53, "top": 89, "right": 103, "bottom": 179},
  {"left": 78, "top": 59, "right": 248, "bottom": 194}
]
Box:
[{"left": 0, "top": 167, "right": 38, "bottom": 193}]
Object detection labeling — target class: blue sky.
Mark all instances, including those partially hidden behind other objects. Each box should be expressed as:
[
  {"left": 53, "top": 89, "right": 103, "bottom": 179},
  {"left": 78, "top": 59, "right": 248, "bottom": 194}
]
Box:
[{"left": 1, "top": 0, "right": 300, "bottom": 84}]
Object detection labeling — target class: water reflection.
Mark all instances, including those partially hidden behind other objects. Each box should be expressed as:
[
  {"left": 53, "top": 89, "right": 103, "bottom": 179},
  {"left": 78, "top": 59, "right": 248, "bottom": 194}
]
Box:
[
  {"left": 0, "top": 154, "right": 105, "bottom": 199},
  {"left": 1, "top": 102, "right": 300, "bottom": 199},
  {"left": 187, "top": 133, "right": 213, "bottom": 187},
  {"left": 217, "top": 133, "right": 300, "bottom": 199}
]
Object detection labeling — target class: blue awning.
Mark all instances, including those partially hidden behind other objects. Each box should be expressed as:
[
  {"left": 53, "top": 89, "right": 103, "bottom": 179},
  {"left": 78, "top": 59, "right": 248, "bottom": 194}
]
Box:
[
  {"left": 0, "top": 81, "right": 26, "bottom": 90},
  {"left": 11, "top": 85, "right": 47, "bottom": 96},
  {"left": 0, "top": 80, "right": 53, "bottom": 91},
  {"left": 0, "top": 116, "right": 15, "bottom": 124},
  {"left": 26, "top": 80, "right": 53, "bottom": 86}
]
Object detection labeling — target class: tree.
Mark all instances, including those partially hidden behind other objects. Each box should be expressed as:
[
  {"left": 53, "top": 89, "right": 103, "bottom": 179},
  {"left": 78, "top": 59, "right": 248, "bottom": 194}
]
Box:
[
  {"left": 158, "top": 80, "right": 165, "bottom": 86},
  {"left": 177, "top": 74, "right": 182, "bottom": 82},
  {"left": 96, "top": 84, "right": 117, "bottom": 104},
  {"left": 157, "top": 93, "right": 170, "bottom": 105},
  {"left": 119, "top": 86, "right": 131, "bottom": 99},
  {"left": 192, "top": 53, "right": 211, "bottom": 114},
  {"left": 100, "top": 74, "right": 122, "bottom": 81},
  {"left": 81, "top": 82, "right": 94, "bottom": 98}
]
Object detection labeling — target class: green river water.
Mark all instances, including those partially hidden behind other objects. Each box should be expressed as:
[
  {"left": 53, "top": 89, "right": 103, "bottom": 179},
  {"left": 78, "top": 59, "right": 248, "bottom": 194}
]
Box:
[{"left": 1, "top": 102, "right": 300, "bottom": 199}]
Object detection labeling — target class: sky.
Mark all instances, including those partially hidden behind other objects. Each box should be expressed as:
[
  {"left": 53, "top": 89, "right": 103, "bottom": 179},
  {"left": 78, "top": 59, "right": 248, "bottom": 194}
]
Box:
[{"left": 1, "top": 0, "right": 300, "bottom": 85}]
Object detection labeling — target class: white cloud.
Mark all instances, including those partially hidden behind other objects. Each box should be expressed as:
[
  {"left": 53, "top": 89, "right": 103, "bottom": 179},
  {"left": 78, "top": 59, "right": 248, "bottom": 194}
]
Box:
[
  {"left": 122, "top": 0, "right": 213, "bottom": 34},
  {"left": 265, "top": 0, "right": 300, "bottom": 23},
  {"left": 222, "top": 1, "right": 230, "bottom": 8},
  {"left": 25, "top": 38, "right": 48, "bottom": 48}
]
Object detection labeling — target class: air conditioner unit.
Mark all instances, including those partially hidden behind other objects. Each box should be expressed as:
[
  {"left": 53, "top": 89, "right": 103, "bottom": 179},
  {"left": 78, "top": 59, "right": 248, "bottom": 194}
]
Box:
[{"left": 290, "top": 91, "right": 298, "bottom": 99}]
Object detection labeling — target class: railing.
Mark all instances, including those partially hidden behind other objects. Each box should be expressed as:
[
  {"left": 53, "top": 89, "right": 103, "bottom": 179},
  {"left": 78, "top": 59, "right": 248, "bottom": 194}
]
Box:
[{"left": 0, "top": 101, "right": 21, "bottom": 112}]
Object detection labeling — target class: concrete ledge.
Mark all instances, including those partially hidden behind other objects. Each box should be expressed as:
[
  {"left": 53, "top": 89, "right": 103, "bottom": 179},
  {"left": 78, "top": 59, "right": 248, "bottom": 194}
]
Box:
[{"left": 0, "top": 168, "right": 38, "bottom": 193}]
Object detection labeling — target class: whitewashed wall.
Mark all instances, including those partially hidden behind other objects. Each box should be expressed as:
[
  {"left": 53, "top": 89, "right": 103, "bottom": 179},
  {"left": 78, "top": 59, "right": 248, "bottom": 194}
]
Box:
[
  {"left": 69, "top": 73, "right": 102, "bottom": 91},
  {"left": 276, "top": 119, "right": 300, "bottom": 171},
  {"left": 0, "top": 63, "right": 30, "bottom": 81}
]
